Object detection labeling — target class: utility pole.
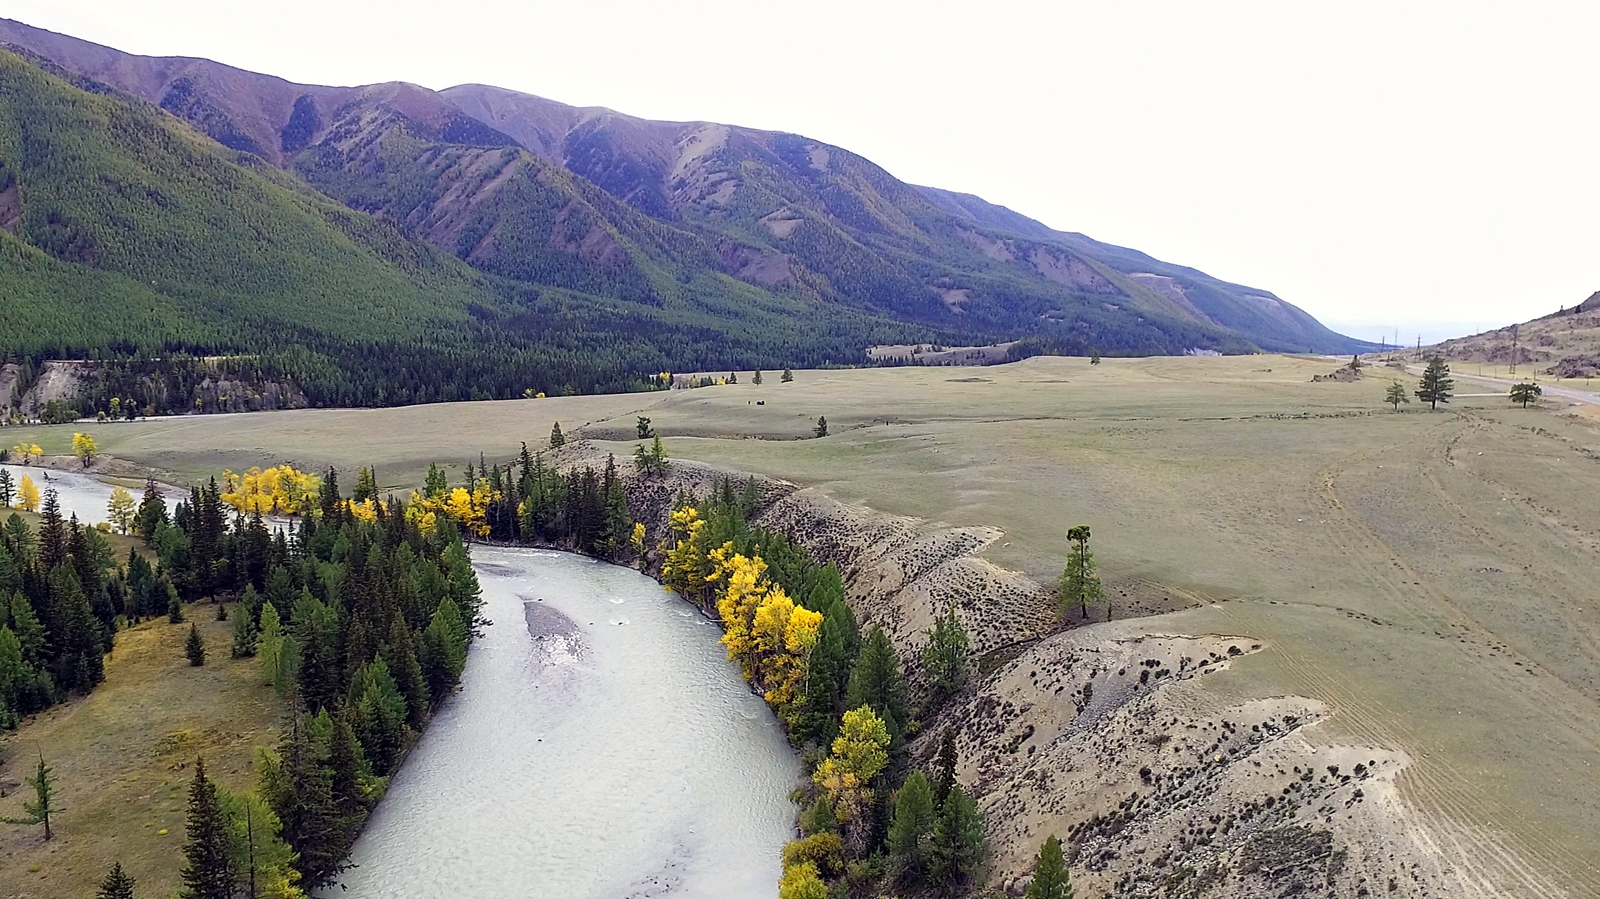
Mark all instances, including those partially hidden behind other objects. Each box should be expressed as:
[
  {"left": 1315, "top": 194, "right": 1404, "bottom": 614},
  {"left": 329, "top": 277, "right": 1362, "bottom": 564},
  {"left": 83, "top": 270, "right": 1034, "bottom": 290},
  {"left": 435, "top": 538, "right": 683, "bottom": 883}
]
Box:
[
  {"left": 1415, "top": 334, "right": 1422, "bottom": 362},
  {"left": 1509, "top": 324, "right": 1520, "bottom": 379}
]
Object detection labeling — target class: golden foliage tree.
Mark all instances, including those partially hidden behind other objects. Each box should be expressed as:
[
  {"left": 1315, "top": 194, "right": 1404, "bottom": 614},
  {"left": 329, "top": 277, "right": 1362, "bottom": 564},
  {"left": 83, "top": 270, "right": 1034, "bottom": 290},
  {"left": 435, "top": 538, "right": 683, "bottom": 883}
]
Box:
[
  {"left": 812, "top": 706, "right": 890, "bottom": 824},
  {"left": 406, "top": 478, "right": 499, "bottom": 538},
  {"left": 71, "top": 432, "right": 97, "bottom": 468},
  {"left": 18, "top": 474, "right": 40, "bottom": 512},
  {"left": 221, "top": 465, "right": 321, "bottom": 516},
  {"left": 107, "top": 485, "right": 137, "bottom": 534},
  {"left": 661, "top": 507, "right": 712, "bottom": 600}
]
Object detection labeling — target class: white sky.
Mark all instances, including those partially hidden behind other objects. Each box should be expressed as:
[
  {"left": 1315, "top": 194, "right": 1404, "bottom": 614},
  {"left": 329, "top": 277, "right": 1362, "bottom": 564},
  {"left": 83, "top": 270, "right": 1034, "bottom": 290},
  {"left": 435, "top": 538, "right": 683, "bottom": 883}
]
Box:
[{"left": 4, "top": 0, "right": 1596, "bottom": 337}]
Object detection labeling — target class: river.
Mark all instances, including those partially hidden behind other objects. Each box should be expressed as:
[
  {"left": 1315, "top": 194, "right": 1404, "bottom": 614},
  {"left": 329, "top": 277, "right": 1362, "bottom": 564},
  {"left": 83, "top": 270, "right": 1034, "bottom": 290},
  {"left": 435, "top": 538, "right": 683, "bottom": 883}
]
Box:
[
  {"left": 331, "top": 548, "right": 797, "bottom": 897},
  {"left": 5, "top": 465, "right": 798, "bottom": 897},
  {"left": 0, "top": 463, "right": 177, "bottom": 520}
]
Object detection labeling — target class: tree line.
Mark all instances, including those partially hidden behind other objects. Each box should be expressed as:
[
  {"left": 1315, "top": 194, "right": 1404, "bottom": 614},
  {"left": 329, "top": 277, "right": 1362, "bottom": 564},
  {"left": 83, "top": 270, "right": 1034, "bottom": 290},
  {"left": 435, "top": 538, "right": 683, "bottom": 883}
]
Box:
[
  {"left": 494, "top": 463, "right": 984, "bottom": 898},
  {"left": 3, "top": 467, "right": 481, "bottom": 897}
]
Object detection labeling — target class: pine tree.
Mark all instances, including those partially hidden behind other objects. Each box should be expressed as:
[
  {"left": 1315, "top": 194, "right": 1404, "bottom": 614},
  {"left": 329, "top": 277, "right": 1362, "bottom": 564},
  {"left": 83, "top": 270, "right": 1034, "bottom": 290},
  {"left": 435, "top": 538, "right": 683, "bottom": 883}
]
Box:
[
  {"left": 781, "top": 368, "right": 795, "bottom": 383},
  {"left": 136, "top": 477, "right": 168, "bottom": 544},
  {"left": 886, "top": 770, "right": 936, "bottom": 881},
  {"left": 1090, "top": 350, "right": 1101, "bottom": 364},
  {"left": 846, "top": 627, "right": 909, "bottom": 748},
  {"left": 1024, "top": 835, "right": 1072, "bottom": 899},
  {"left": 929, "top": 785, "right": 986, "bottom": 886},
  {"left": 97, "top": 861, "right": 136, "bottom": 899},
  {"left": 258, "top": 602, "right": 284, "bottom": 687},
  {"left": 231, "top": 601, "right": 259, "bottom": 658},
  {"left": 1385, "top": 380, "right": 1410, "bottom": 411},
  {"left": 168, "top": 580, "right": 184, "bottom": 623},
  {"left": 347, "top": 657, "right": 408, "bottom": 775},
  {"left": 1058, "top": 525, "right": 1102, "bottom": 620},
  {"left": 385, "top": 613, "right": 429, "bottom": 728},
  {"left": 186, "top": 622, "right": 206, "bottom": 666},
  {"left": 933, "top": 728, "right": 958, "bottom": 807},
  {"left": 328, "top": 711, "right": 368, "bottom": 819},
  {"left": 0, "top": 470, "right": 12, "bottom": 509},
  {"left": 549, "top": 422, "right": 566, "bottom": 447},
  {"left": 601, "top": 454, "right": 633, "bottom": 559},
  {"left": 1510, "top": 381, "right": 1542, "bottom": 408},
  {"left": 263, "top": 714, "right": 346, "bottom": 889},
  {"left": 921, "top": 603, "right": 970, "bottom": 701},
  {"left": 753, "top": 370, "right": 764, "bottom": 385},
  {"left": 813, "top": 416, "right": 828, "bottom": 438},
  {"left": 0, "top": 753, "right": 56, "bottom": 839},
  {"left": 636, "top": 416, "right": 653, "bottom": 439},
  {"left": 179, "top": 758, "right": 235, "bottom": 899},
  {"left": 421, "top": 596, "right": 468, "bottom": 703},
  {"left": 1415, "top": 357, "right": 1455, "bottom": 410}
]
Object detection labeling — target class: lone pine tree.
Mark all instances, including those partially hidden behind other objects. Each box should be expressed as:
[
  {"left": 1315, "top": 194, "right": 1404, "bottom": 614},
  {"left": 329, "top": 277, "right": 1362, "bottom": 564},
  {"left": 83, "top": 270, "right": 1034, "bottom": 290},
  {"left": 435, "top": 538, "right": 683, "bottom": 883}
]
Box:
[
  {"left": 1385, "top": 380, "right": 1410, "bottom": 411},
  {"left": 97, "top": 861, "right": 136, "bottom": 899},
  {"left": 1510, "top": 381, "right": 1542, "bottom": 408},
  {"left": 1025, "top": 834, "right": 1073, "bottom": 899},
  {"left": 1059, "top": 525, "right": 1102, "bottom": 620},
  {"left": 186, "top": 622, "right": 206, "bottom": 666},
  {"left": 1415, "top": 357, "right": 1455, "bottom": 409},
  {"left": 1, "top": 753, "right": 57, "bottom": 839}
]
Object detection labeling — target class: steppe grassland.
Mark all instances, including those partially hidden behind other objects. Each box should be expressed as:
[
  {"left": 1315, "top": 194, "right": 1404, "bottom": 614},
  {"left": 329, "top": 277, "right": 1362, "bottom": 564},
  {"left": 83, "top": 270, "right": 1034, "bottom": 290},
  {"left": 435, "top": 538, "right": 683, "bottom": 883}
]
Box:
[
  {"left": 0, "top": 615, "right": 277, "bottom": 899},
  {"left": 7, "top": 354, "right": 1600, "bottom": 892}
]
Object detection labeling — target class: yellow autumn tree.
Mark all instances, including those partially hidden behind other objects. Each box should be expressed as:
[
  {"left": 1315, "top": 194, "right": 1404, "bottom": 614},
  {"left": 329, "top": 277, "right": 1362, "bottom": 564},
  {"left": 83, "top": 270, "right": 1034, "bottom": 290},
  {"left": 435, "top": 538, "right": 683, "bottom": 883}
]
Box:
[
  {"left": 12, "top": 443, "right": 43, "bottom": 464},
  {"left": 706, "top": 540, "right": 823, "bottom": 704},
  {"left": 222, "top": 465, "right": 321, "bottom": 516},
  {"left": 812, "top": 706, "right": 890, "bottom": 823},
  {"left": 345, "top": 498, "right": 379, "bottom": 523},
  {"left": 661, "top": 507, "right": 712, "bottom": 599},
  {"left": 406, "top": 478, "right": 498, "bottom": 537},
  {"left": 712, "top": 547, "right": 768, "bottom": 676},
  {"left": 751, "top": 589, "right": 823, "bottom": 705},
  {"left": 72, "top": 432, "right": 97, "bottom": 467},
  {"left": 107, "top": 486, "right": 137, "bottom": 534},
  {"left": 630, "top": 521, "right": 647, "bottom": 557},
  {"left": 778, "top": 860, "right": 829, "bottom": 899},
  {"left": 17, "top": 474, "right": 40, "bottom": 512}
]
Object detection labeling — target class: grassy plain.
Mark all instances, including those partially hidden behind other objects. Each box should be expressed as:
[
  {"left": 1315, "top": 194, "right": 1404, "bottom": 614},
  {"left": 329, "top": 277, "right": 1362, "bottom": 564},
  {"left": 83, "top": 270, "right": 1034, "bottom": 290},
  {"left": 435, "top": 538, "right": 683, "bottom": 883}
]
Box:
[
  {"left": 0, "top": 613, "right": 278, "bottom": 899},
  {"left": 5, "top": 354, "right": 1599, "bottom": 893}
]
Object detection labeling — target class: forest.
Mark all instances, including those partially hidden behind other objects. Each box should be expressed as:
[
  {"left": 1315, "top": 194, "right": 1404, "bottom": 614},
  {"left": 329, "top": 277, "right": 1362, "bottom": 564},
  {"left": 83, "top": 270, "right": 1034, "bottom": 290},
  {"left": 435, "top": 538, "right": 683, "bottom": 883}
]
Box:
[
  {"left": 1, "top": 471, "right": 480, "bottom": 896},
  {"left": 451, "top": 446, "right": 990, "bottom": 897}
]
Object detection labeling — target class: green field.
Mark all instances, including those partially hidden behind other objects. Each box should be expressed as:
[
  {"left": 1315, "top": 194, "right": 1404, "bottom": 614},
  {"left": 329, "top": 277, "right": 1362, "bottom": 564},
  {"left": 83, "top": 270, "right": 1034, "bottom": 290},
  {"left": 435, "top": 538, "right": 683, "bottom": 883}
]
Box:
[{"left": 6, "top": 354, "right": 1599, "bottom": 893}]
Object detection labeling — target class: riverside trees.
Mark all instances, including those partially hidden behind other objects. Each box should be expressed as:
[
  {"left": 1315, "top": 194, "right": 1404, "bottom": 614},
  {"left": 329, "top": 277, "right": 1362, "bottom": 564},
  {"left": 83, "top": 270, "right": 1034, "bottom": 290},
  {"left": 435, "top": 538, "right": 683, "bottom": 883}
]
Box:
[{"left": 118, "top": 466, "right": 482, "bottom": 890}]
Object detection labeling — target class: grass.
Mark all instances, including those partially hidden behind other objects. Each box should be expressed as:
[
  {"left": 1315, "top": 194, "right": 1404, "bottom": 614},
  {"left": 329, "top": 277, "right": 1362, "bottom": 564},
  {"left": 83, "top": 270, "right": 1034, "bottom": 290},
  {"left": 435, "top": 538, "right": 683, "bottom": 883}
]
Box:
[
  {"left": 3, "top": 353, "right": 1599, "bottom": 891},
  {"left": 0, "top": 610, "right": 279, "bottom": 899}
]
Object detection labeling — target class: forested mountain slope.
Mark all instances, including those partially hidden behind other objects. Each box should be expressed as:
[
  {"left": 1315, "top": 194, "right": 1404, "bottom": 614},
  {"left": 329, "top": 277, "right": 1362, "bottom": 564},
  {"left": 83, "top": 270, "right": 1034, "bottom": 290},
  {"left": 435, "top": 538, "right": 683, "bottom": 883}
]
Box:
[
  {"left": 0, "top": 16, "right": 1370, "bottom": 361},
  {"left": 0, "top": 48, "right": 917, "bottom": 412}
]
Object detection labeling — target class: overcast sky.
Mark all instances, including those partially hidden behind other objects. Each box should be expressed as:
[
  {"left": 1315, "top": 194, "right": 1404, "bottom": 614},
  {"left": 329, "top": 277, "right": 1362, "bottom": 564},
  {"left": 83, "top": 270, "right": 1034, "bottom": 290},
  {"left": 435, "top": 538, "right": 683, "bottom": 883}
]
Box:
[{"left": 5, "top": 1, "right": 1596, "bottom": 341}]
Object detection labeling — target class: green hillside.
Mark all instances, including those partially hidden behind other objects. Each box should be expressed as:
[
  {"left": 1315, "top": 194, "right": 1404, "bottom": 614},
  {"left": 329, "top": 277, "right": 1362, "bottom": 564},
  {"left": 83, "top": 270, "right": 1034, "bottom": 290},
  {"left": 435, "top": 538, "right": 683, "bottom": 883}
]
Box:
[{"left": 0, "top": 49, "right": 931, "bottom": 410}]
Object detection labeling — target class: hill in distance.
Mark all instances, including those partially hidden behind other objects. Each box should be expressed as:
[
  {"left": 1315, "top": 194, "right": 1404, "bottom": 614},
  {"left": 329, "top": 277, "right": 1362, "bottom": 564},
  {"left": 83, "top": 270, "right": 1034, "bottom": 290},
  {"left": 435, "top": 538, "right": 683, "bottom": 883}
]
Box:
[
  {"left": 1427, "top": 290, "right": 1600, "bottom": 378},
  {"left": 0, "top": 17, "right": 1371, "bottom": 416}
]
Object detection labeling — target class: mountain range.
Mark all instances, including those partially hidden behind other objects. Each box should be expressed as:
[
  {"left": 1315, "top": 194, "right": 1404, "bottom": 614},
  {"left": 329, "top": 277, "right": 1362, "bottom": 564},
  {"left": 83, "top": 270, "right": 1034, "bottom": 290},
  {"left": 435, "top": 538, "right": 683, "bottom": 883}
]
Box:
[{"left": 0, "top": 17, "right": 1368, "bottom": 411}]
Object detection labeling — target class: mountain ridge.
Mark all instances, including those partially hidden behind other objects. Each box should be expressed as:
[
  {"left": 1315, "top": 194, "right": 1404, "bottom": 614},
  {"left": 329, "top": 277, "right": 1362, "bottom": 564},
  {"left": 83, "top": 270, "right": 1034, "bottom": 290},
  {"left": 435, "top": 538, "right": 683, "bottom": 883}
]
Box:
[{"left": 0, "top": 16, "right": 1372, "bottom": 362}]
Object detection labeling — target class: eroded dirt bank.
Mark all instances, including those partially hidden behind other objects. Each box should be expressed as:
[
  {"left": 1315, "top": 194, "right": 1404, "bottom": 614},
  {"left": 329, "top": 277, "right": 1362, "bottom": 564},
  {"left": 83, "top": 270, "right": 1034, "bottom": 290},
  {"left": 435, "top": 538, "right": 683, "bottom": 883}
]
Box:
[{"left": 549, "top": 441, "right": 1477, "bottom": 899}]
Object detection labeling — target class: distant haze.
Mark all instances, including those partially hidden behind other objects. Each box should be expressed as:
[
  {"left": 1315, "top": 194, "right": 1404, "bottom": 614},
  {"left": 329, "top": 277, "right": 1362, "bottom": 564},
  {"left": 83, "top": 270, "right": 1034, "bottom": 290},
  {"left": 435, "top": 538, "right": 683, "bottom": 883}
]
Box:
[
  {"left": 4, "top": 0, "right": 1595, "bottom": 334},
  {"left": 1322, "top": 321, "right": 1516, "bottom": 349}
]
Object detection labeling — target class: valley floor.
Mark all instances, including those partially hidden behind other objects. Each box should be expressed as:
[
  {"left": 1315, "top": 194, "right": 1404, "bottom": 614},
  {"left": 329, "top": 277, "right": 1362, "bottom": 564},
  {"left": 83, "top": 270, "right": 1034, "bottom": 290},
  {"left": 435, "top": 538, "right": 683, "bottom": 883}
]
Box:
[{"left": 5, "top": 355, "right": 1598, "bottom": 896}]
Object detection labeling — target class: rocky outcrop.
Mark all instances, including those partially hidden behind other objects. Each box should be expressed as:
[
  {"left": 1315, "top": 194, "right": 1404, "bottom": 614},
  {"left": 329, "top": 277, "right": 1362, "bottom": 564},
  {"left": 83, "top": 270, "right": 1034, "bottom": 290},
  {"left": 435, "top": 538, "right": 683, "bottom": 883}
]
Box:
[{"left": 548, "top": 441, "right": 1450, "bottom": 898}]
